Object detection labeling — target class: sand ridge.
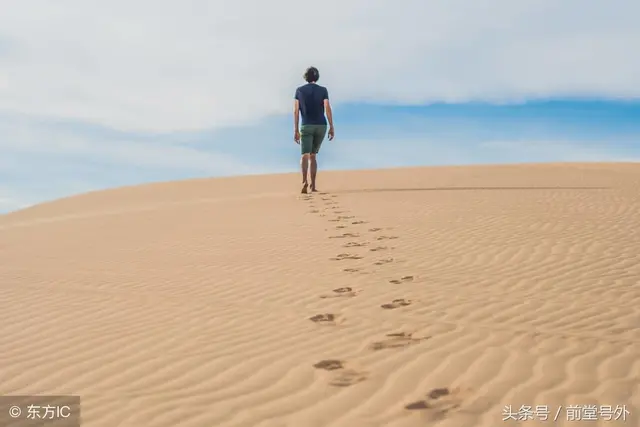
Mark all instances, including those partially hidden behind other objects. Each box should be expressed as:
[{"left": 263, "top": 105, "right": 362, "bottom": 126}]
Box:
[{"left": 1, "top": 162, "right": 639, "bottom": 426}]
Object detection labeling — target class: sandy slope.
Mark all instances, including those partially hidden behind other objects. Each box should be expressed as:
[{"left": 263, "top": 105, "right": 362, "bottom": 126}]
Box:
[{"left": 1, "top": 162, "right": 639, "bottom": 427}]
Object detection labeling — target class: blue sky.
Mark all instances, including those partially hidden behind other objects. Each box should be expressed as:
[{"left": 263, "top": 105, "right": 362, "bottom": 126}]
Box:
[{"left": 1, "top": 1, "right": 639, "bottom": 213}]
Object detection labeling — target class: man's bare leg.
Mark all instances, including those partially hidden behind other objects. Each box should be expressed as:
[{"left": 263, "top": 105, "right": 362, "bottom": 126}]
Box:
[
  {"left": 301, "top": 153, "right": 310, "bottom": 193},
  {"left": 310, "top": 153, "right": 318, "bottom": 192}
]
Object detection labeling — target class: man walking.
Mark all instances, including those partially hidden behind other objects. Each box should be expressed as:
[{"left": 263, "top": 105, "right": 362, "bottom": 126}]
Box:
[{"left": 293, "top": 66, "right": 335, "bottom": 193}]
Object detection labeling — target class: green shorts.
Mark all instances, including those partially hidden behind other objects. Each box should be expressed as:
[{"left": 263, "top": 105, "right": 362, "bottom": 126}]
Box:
[{"left": 300, "top": 124, "right": 327, "bottom": 155}]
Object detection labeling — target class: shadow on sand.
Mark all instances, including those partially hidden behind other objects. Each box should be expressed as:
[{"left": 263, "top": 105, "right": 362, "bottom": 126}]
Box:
[{"left": 331, "top": 186, "right": 611, "bottom": 194}]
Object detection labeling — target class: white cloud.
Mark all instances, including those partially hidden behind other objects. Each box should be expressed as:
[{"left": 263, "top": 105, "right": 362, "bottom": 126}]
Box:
[
  {"left": 0, "top": 197, "right": 26, "bottom": 212},
  {"left": 0, "top": 183, "right": 29, "bottom": 213},
  {"left": 0, "top": 115, "right": 255, "bottom": 174},
  {"left": 0, "top": 0, "right": 638, "bottom": 132},
  {"left": 0, "top": 111, "right": 294, "bottom": 213}
]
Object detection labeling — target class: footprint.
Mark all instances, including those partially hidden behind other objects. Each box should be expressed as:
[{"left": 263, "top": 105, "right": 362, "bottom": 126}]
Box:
[
  {"left": 370, "top": 332, "right": 430, "bottom": 351},
  {"left": 309, "top": 313, "right": 339, "bottom": 324},
  {"left": 330, "top": 253, "right": 364, "bottom": 261},
  {"left": 313, "top": 359, "right": 367, "bottom": 387},
  {"left": 376, "top": 236, "right": 399, "bottom": 241},
  {"left": 329, "top": 233, "right": 360, "bottom": 239},
  {"left": 313, "top": 359, "right": 344, "bottom": 371},
  {"left": 335, "top": 225, "right": 347, "bottom": 229},
  {"left": 343, "top": 268, "right": 361, "bottom": 273},
  {"left": 309, "top": 209, "right": 320, "bottom": 213},
  {"left": 343, "top": 242, "right": 368, "bottom": 248},
  {"left": 389, "top": 275, "right": 414, "bottom": 284},
  {"left": 369, "top": 246, "right": 390, "bottom": 252},
  {"left": 428, "top": 388, "right": 452, "bottom": 399},
  {"left": 329, "top": 369, "right": 368, "bottom": 387},
  {"left": 381, "top": 299, "right": 412, "bottom": 309},
  {"left": 374, "top": 258, "right": 394, "bottom": 265},
  {"left": 320, "top": 287, "right": 359, "bottom": 299},
  {"left": 369, "top": 228, "right": 382, "bottom": 232},
  {"left": 352, "top": 220, "right": 367, "bottom": 225},
  {"left": 338, "top": 216, "right": 355, "bottom": 220},
  {"left": 405, "top": 388, "right": 452, "bottom": 410},
  {"left": 404, "top": 387, "right": 468, "bottom": 420}
]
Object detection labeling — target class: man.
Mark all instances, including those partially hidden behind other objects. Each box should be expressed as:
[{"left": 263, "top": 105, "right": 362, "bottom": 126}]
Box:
[{"left": 293, "top": 66, "right": 335, "bottom": 193}]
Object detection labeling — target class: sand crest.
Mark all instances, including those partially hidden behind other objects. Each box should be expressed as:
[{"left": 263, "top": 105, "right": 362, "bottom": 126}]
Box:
[{"left": 1, "top": 162, "right": 639, "bottom": 426}]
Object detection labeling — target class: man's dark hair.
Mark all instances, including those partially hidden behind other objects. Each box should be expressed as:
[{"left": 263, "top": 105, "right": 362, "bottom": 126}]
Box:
[{"left": 304, "top": 66, "right": 319, "bottom": 83}]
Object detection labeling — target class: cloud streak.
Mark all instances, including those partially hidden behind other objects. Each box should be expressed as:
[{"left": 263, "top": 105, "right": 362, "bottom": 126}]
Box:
[
  {"left": 1, "top": 0, "right": 639, "bottom": 132},
  {"left": 0, "top": 115, "right": 256, "bottom": 175}
]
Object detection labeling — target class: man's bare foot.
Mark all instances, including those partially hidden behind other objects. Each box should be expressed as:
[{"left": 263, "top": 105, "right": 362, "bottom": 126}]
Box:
[
  {"left": 311, "top": 187, "right": 318, "bottom": 192},
  {"left": 301, "top": 183, "right": 308, "bottom": 194}
]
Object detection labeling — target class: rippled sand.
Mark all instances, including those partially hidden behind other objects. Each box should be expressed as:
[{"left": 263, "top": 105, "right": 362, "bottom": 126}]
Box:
[{"left": 1, "top": 162, "right": 639, "bottom": 427}]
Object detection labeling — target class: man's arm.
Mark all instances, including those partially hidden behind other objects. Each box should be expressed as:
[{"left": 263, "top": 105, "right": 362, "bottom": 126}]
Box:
[
  {"left": 324, "top": 99, "right": 333, "bottom": 129},
  {"left": 293, "top": 89, "right": 301, "bottom": 142},
  {"left": 293, "top": 88, "right": 301, "bottom": 131},
  {"left": 323, "top": 88, "right": 334, "bottom": 140},
  {"left": 293, "top": 99, "right": 300, "bottom": 131}
]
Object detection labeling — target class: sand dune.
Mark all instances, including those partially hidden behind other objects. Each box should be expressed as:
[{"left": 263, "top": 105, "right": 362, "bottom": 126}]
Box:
[{"left": 1, "top": 162, "right": 639, "bottom": 427}]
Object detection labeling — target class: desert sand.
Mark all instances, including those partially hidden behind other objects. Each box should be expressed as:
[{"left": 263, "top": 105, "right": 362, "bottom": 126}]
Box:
[{"left": 1, "top": 162, "right": 639, "bottom": 427}]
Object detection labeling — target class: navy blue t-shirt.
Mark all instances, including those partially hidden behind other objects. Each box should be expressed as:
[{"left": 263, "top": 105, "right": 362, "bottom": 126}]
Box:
[{"left": 294, "top": 83, "right": 329, "bottom": 125}]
